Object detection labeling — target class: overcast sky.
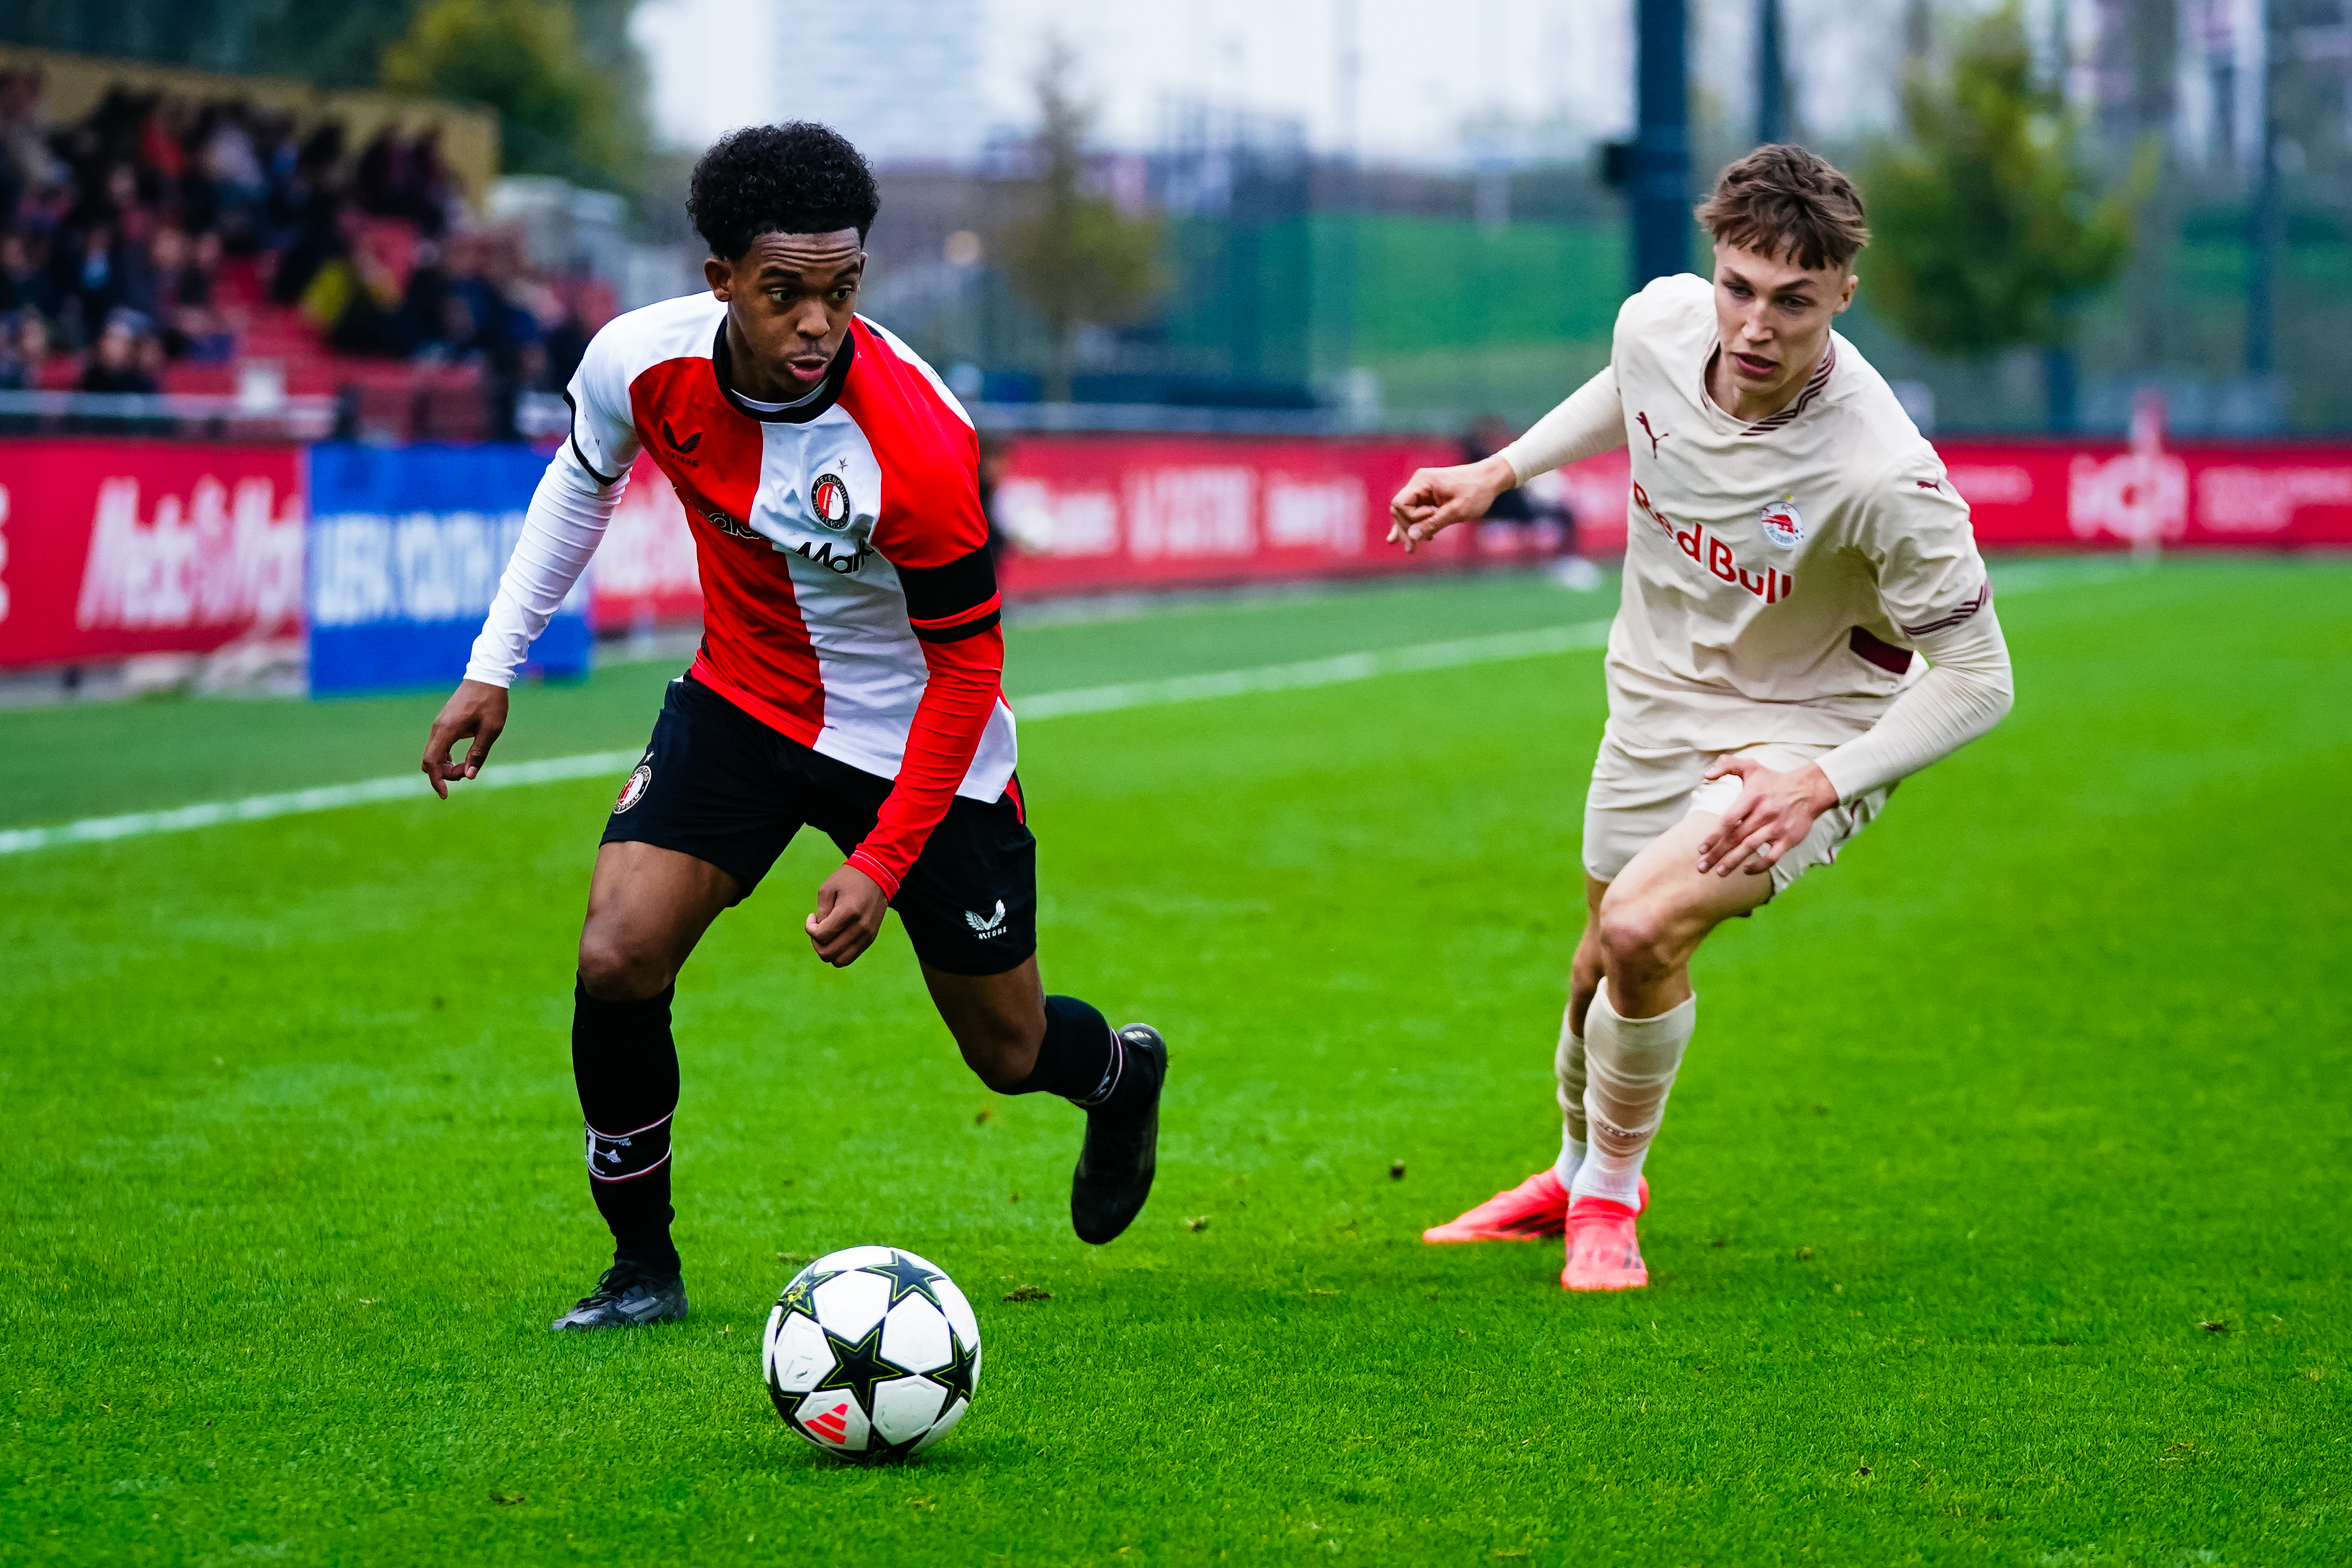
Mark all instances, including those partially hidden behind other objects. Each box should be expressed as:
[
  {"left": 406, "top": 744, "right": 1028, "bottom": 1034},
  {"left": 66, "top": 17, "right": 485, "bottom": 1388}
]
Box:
[{"left": 630, "top": 0, "right": 1915, "bottom": 168}]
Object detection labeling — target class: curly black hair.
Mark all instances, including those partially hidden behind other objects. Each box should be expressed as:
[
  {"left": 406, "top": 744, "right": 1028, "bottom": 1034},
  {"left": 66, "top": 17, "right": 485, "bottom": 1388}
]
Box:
[{"left": 687, "top": 122, "right": 880, "bottom": 259}]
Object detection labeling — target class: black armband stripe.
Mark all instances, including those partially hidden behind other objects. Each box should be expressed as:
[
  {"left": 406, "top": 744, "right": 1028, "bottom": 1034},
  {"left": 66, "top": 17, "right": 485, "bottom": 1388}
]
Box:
[
  {"left": 562, "top": 390, "right": 622, "bottom": 486},
  {"left": 899, "top": 544, "right": 1000, "bottom": 642},
  {"left": 911, "top": 602, "right": 1002, "bottom": 643}
]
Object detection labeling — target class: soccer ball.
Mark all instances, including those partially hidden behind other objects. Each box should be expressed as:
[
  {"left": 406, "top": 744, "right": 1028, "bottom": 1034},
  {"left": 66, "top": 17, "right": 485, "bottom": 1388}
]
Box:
[{"left": 762, "top": 1246, "right": 982, "bottom": 1462}]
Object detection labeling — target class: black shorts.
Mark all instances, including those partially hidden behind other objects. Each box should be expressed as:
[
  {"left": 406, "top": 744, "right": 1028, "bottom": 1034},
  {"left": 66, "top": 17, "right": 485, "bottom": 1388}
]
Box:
[{"left": 601, "top": 676, "right": 1037, "bottom": 976}]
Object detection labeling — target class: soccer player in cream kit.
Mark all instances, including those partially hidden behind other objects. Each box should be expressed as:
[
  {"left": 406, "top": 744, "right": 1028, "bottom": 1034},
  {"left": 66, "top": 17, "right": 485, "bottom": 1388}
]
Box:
[
  {"left": 418, "top": 124, "right": 1166, "bottom": 1330},
  {"left": 1396, "top": 146, "right": 2015, "bottom": 1290}
]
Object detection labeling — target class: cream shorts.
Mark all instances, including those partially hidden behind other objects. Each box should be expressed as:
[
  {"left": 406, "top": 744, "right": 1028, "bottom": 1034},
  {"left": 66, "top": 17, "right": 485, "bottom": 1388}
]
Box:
[{"left": 1581, "top": 734, "right": 1892, "bottom": 896}]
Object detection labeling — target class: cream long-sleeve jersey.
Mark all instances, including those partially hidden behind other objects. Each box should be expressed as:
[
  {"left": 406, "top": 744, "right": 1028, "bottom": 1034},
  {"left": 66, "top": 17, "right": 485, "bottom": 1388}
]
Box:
[{"left": 1499, "top": 273, "right": 2014, "bottom": 803}]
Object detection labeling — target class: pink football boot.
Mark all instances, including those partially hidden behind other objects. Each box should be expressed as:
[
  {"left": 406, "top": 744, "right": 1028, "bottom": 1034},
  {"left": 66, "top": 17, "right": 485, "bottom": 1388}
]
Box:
[
  {"left": 1561, "top": 1196, "right": 1649, "bottom": 1290},
  {"left": 1424, "top": 1170, "right": 1646, "bottom": 1243}
]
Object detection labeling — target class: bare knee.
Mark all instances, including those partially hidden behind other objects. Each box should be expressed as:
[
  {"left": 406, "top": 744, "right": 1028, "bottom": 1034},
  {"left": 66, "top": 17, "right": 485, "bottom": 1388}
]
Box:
[
  {"left": 577, "top": 925, "right": 674, "bottom": 1001},
  {"left": 1595, "top": 895, "right": 1676, "bottom": 985},
  {"left": 958, "top": 1021, "right": 1041, "bottom": 1092},
  {"left": 950, "top": 996, "right": 1042, "bottom": 1090}
]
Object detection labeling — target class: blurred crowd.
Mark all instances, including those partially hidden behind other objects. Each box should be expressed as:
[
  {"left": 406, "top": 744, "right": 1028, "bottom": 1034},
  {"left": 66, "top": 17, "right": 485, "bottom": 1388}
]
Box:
[{"left": 0, "top": 68, "right": 598, "bottom": 426}]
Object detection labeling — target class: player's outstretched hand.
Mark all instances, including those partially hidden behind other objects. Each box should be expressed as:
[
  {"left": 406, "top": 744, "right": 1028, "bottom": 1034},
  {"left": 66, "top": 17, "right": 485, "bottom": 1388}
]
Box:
[
  {"left": 1386, "top": 453, "right": 1517, "bottom": 554},
  {"left": 807, "top": 863, "right": 888, "bottom": 967},
  {"left": 1695, "top": 756, "right": 1842, "bottom": 879},
  {"left": 421, "top": 679, "right": 511, "bottom": 799}
]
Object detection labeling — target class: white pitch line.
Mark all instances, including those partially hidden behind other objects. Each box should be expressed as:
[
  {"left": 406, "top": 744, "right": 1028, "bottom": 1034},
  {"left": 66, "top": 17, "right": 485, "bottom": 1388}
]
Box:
[
  {"left": 0, "top": 619, "right": 1615, "bottom": 858},
  {"left": 1017, "top": 619, "right": 1613, "bottom": 718},
  {"left": 0, "top": 749, "right": 650, "bottom": 857},
  {"left": 0, "top": 557, "right": 2135, "bottom": 860}
]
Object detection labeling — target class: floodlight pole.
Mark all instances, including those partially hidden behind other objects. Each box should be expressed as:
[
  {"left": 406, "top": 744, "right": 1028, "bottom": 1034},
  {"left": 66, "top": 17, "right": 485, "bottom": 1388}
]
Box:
[
  {"left": 1756, "top": 0, "right": 1787, "bottom": 146},
  {"left": 1633, "top": 0, "right": 1692, "bottom": 289},
  {"left": 2244, "top": 0, "right": 2278, "bottom": 380},
  {"left": 1332, "top": 0, "right": 1361, "bottom": 396}
]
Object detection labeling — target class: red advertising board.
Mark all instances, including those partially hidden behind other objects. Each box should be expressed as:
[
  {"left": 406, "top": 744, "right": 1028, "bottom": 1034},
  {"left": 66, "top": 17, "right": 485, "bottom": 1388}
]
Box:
[
  {"left": 580, "top": 432, "right": 2352, "bottom": 626},
  {"left": 1938, "top": 439, "right": 2352, "bottom": 549},
  {"left": 0, "top": 439, "right": 306, "bottom": 667},
  {"left": 586, "top": 435, "right": 1603, "bottom": 617},
  {"left": 992, "top": 436, "right": 1467, "bottom": 597},
  {"left": 4, "top": 431, "right": 2345, "bottom": 670}
]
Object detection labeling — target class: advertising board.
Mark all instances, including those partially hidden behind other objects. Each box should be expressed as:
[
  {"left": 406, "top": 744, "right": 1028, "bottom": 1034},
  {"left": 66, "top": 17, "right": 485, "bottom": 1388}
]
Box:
[
  {"left": 0, "top": 431, "right": 2345, "bottom": 681},
  {"left": 306, "top": 443, "right": 590, "bottom": 695},
  {"left": 0, "top": 439, "right": 304, "bottom": 668}
]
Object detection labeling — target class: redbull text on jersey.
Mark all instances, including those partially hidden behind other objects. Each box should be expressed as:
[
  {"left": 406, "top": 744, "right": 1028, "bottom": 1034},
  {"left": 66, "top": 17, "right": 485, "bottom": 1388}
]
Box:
[{"left": 1633, "top": 479, "right": 1792, "bottom": 604}]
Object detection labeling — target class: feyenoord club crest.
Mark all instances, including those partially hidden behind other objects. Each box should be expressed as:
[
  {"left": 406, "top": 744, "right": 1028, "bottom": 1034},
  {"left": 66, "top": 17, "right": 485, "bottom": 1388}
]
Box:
[
  {"left": 1758, "top": 495, "right": 1805, "bottom": 549},
  {"left": 614, "top": 764, "right": 651, "bottom": 814},
  {"left": 810, "top": 471, "right": 853, "bottom": 532}
]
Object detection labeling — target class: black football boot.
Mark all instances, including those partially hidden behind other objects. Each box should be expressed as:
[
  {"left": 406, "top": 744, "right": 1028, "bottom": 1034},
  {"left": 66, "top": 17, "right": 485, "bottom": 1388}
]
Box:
[
  {"left": 549, "top": 1261, "right": 689, "bottom": 1331},
  {"left": 1070, "top": 1024, "right": 1167, "bottom": 1245}
]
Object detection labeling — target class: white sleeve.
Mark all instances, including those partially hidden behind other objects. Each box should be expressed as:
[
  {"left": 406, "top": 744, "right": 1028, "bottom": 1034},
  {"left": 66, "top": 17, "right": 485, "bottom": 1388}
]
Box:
[
  {"left": 1816, "top": 601, "right": 2014, "bottom": 801},
  {"left": 1498, "top": 364, "right": 1625, "bottom": 485},
  {"left": 462, "top": 445, "right": 629, "bottom": 688}
]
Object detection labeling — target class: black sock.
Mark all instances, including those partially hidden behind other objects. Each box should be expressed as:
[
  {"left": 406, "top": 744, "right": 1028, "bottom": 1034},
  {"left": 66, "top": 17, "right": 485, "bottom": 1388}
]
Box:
[
  {"left": 572, "top": 977, "right": 682, "bottom": 1277},
  {"left": 1010, "top": 994, "right": 1138, "bottom": 1110}
]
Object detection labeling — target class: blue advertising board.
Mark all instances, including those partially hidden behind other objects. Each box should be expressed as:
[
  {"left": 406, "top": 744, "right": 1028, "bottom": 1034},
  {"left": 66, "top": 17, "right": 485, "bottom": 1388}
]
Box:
[{"left": 306, "top": 443, "right": 588, "bottom": 696}]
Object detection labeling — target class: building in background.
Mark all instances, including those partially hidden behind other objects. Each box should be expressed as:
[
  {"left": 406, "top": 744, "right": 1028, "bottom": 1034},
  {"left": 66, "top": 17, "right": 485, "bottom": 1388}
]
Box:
[{"left": 770, "top": 0, "right": 988, "bottom": 165}]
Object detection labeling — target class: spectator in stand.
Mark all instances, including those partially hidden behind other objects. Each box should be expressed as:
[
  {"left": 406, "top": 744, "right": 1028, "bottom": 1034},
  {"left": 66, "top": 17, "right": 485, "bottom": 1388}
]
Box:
[
  {"left": 82, "top": 312, "right": 160, "bottom": 395},
  {"left": 408, "top": 128, "right": 456, "bottom": 238},
  {"left": 1464, "top": 414, "right": 1548, "bottom": 562},
  {"left": 316, "top": 208, "right": 419, "bottom": 357},
  {"left": 0, "top": 230, "right": 58, "bottom": 319},
  {"left": 978, "top": 432, "right": 1015, "bottom": 567},
  {"left": 354, "top": 127, "right": 413, "bottom": 221},
  {"left": 0, "top": 311, "right": 30, "bottom": 390},
  {"left": 269, "top": 122, "right": 347, "bottom": 303},
  {"left": 193, "top": 101, "right": 268, "bottom": 248},
  {"left": 475, "top": 229, "right": 546, "bottom": 440},
  {"left": 355, "top": 123, "right": 462, "bottom": 239},
  {"left": 135, "top": 318, "right": 168, "bottom": 387},
  {"left": 139, "top": 95, "right": 191, "bottom": 199},
  {"left": 52, "top": 220, "right": 126, "bottom": 346},
  {"left": 541, "top": 290, "right": 589, "bottom": 390},
  {"left": 11, "top": 311, "right": 61, "bottom": 388},
  {"left": 2, "top": 71, "right": 67, "bottom": 200},
  {"left": 150, "top": 225, "right": 231, "bottom": 361}
]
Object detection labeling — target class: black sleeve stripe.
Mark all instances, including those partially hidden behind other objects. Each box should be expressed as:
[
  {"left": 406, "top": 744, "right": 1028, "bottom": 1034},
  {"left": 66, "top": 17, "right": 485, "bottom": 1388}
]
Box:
[
  {"left": 562, "top": 390, "right": 622, "bottom": 487},
  {"left": 914, "top": 606, "right": 1002, "bottom": 643},
  {"left": 898, "top": 543, "right": 998, "bottom": 626},
  {"left": 1899, "top": 579, "right": 1991, "bottom": 639}
]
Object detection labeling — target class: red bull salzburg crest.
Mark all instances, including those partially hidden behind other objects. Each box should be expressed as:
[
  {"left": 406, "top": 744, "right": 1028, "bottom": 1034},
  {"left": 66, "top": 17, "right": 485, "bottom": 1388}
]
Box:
[
  {"left": 810, "top": 472, "right": 853, "bottom": 531},
  {"left": 1758, "top": 496, "right": 1805, "bottom": 549}
]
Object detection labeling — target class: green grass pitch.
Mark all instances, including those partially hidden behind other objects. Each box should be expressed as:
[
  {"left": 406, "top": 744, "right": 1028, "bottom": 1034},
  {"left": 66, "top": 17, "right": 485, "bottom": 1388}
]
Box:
[{"left": 3, "top": 559, "right": 2346, "bottom": 1565}]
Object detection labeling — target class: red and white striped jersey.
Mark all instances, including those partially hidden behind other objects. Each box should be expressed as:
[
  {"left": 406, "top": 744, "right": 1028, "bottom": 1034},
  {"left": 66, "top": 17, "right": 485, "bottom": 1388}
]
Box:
[{"left": 565, "top": 292, "right": 1013, "bottom": 896}]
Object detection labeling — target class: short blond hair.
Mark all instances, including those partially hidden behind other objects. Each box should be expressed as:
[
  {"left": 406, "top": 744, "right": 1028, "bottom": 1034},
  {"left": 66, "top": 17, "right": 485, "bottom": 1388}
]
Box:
[{"left": 1696, "top": 144, "right": 1871, "bottom": 272}]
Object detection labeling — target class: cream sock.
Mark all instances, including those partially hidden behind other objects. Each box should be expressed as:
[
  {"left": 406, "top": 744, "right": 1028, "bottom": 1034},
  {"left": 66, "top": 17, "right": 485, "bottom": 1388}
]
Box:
[
  {"left": 1552, "top": 1005, "right": 1589, "bottom": 1185},
  {"left": 1570, "top": 980, "right": 1697, "bottom": 1207}
]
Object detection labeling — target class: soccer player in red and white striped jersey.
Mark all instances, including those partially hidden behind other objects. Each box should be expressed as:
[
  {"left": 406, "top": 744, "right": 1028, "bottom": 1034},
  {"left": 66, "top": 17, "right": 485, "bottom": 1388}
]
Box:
[{"left": 419, "top": 124, "right": 1166, "bottom": 1332}]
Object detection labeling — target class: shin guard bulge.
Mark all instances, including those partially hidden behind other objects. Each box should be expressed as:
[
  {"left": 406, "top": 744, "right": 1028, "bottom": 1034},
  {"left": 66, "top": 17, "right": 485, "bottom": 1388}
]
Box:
[
  {"left": 1570, "top": 981, "right": 1697, "bottom": 1207},
  {"left": 1553, "top": 1008, "right": 1590, "bottom": 1185},
  {"left": 572, "top": 978, "right": 682, "bottom": 1275}
]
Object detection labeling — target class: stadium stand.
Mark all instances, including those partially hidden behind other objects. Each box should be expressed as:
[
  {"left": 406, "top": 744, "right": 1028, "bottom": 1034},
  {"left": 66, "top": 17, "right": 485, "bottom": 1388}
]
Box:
[{"left": 0, "top": 54, "right": 611, "bottom": 443}]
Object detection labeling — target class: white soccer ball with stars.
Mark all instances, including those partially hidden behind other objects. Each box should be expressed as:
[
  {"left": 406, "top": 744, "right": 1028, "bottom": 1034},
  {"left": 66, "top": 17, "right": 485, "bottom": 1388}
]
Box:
[{"left": 762, "top": 1246, "right": 981, "bottom": 1462}]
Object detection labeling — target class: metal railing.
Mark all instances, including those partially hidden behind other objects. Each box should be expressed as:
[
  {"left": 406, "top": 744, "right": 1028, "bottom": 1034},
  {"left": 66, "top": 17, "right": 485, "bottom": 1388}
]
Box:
[
  {"left": 0, "top": 388, "right": 1476, "bottom": 444},
  {"left": 0, "top": 389, "right": 340, "bottom": 441}
]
